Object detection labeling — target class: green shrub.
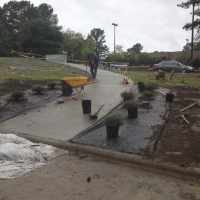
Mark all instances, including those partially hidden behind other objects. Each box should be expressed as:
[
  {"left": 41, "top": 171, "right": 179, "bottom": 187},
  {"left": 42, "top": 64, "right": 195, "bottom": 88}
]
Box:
[
  {"left": 105, "top": 115, "right": 124, "bottom": 127},
  {"left": 145, "top": 83, "right": 158, "bottom": 91},
  {"left": 47, "top": 82, "right": 57, "bottom": 89},
  {"left": 142, "top": 91, "right": 154, "bottom": 97},
  {"left": 123, "top": 100, "right": 138, "bottom": 110},
  {"left": 32, "top": 85, "right": 45, "bottom": 94},
  {"left": 121, "top": 91, "right": 134, "bottom": 101},
  {"left": 11, "top": 91, "right": 25, "bottom": 101}
]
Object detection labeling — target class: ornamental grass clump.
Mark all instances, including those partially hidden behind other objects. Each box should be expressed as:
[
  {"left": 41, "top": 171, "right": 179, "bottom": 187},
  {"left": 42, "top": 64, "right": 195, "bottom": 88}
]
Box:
[
  {"left": 121, "top": 91, "right": 134, "bottom": 101},
  {"left": 145, "top": 83, "right": 158, "bottom": 91},
  {"left": 10, "top": 91, "right": 25, "bottom": 101},
  {"left": 123, "top": 100, "right": 138, "bottom": 110},
  {"left": 142, "top": 91, "right": 154, "bottom": 97},
  {"left": 105, "top": 115, "right": 124, "bottom": 127},
  {"left": 32, "top": 85, "right": 45, "bottom": 94},
  {"left": 47, "top": 82, "right": 57, "bottom": 89}
]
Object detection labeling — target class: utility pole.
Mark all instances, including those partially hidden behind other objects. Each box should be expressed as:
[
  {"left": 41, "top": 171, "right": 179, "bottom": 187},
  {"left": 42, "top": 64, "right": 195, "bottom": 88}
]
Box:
[
  {"left": 191, "top": 1, "right": 195, "bottom": 60},
  {"left": 112, "top": 23, "right": 118, "bottom": 55}
]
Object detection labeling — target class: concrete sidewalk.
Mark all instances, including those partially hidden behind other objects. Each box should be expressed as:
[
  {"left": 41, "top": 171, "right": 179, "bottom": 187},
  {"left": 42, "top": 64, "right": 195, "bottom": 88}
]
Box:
[{"left": 0, "top": 64, "right": 133, "bottom": 141}]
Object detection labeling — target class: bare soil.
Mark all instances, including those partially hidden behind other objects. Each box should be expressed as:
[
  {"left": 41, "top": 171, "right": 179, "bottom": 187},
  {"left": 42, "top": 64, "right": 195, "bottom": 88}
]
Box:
[
  {"left": 152, "top": 86, "right": 200, "bottom": 168},
  {"left": 1, "top": 154, "right": 200, "bottom": 200}
]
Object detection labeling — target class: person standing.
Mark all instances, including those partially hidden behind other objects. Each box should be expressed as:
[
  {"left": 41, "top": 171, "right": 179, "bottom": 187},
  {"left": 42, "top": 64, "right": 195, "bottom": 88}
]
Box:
[{"left": 88, "top": 53, "right": 99, "bottom": 79}]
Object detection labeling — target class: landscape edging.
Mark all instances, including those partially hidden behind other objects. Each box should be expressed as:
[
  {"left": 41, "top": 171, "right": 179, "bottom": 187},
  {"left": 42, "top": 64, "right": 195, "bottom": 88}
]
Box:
[{"left": 1, "top": 130, "right": 200, "bottom": 182}]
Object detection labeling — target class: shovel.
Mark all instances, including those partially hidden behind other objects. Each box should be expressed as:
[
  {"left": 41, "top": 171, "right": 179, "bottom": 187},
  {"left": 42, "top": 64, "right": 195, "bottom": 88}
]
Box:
[{"left": 89, "top": 105, "right": 104, "bottom": 119}]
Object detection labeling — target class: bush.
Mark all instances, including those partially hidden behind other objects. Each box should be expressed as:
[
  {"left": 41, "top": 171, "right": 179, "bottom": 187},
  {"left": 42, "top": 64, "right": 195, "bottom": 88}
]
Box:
[
  {"left": 191, "top": 57, "right": 200, "bottom": 70},
  {"left": 105, "top": 115, "right": 124, "bottom": 127},
  {"left": 32, "top": 85, "right": 45, "bottom": 94},
  {"left": 47, "top": 82, "right": 57, "bottom": 89},
  {"left": 123, "top": 100, "right": 138, "bottom": 110},
  {"left": 121, "top": 91, "right": 134, "bottom": 101},
  {"left": 145, "top": 83, "right": 158, "bottom": 91},
  {"left": 11, "top": 91, "right": 25, "bottom": 101},
  {"left": 142, "top": 91, "right": 154, "bottom": 97}
]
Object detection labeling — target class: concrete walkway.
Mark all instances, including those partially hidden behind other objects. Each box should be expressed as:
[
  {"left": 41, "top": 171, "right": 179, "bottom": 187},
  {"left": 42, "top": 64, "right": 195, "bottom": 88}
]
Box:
[{"left": 0, "top": 64, "right": 133, "bottom": 141}]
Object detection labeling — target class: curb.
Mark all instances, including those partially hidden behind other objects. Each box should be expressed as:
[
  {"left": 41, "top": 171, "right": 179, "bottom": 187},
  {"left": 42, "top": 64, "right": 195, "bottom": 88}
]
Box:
[{"left": 2, "top": 130, "right": 200, "bottom": 182}]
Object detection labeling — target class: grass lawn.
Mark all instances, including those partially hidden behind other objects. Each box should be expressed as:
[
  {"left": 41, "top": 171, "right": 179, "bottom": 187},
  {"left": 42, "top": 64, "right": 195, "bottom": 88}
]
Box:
[
  {"left": 0, "top": 57, "right": 84, "bottom": 82},
  {"left": 1, "top": 57, "right": 199, "bottom": 88},
  {"left": 115, "top": 70, "right": 200, "bottom": 88}
]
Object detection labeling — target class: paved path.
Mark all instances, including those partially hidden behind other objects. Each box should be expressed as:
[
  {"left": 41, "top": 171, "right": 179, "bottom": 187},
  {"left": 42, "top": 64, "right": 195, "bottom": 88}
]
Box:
[{"left": 0, "top": 64, "right": 133, "bottom": 141}]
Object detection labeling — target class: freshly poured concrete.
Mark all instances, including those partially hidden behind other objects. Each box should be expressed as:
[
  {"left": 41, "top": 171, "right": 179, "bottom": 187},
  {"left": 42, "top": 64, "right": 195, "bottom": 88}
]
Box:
[{"left": 0, "top": 64, "right": 133, "bottom": 141}]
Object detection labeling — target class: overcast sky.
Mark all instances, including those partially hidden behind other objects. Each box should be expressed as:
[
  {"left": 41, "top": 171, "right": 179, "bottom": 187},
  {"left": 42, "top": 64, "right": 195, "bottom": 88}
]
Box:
[{"left": 1, "top": 0, "right": 195, "bottom": 53}]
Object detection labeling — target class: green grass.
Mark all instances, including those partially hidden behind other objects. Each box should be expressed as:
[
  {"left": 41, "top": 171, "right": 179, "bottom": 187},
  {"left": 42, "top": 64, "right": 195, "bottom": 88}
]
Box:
[
  {"left": 0, "top": 57, "right": 62, "bottom": 68},
  {"left": 1, "top": 58, "right": 200, "bottom": 88},
  {"left": 0, "top": 57, "right": 84, "bottom": 82},
  {"left": 0, "top": 58, "right": 9, "bottom": 65},
  {"left": 115, "top": 71, "right": 200, "bottom": 88},
  {"left": 22, "top": 58, "right": 66, "bottom": 68}
]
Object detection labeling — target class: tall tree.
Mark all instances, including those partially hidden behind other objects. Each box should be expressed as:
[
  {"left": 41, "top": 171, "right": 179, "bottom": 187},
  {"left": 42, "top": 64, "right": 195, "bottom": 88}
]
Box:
[
  {"left": 177, "top": 0, "right": 200, "bottom": 31},
  {"left": 177, "top": 0, "right": 200, "bottom": 59},
  {"left": 104, "top": 44, "right": 129, "bottom": 63},
  {"left": 62, "top": 29, "right": 97, "bottom": 60},
  {"left": 127, "top": 43, "right": 143, "bottom": 55},
  {"left": 0, "top": 7, "right": 13, "bottom": 56},
  {"left": 62, "top": 29, "right": 85, "bottom": 56},
  {"left": 2, "top": 1, "right": 63, "bottom": 55},
  {"left": 18, "top": 18, "right": 63, "bottom": 54},
  {"left": 87, "top": 28, "right": 109, "bottom": 59},
  {"left": 183, "top": 41, "right": 200, "bottom": 50},
  {"left": 37, "top": 3, "right": 58, "bottom": 25},
  {"left": 115, "top": 45, "right": 124, "bottom": 54},
  {"left": 3, "top": 1, "right": 37, "bottom": 34}
]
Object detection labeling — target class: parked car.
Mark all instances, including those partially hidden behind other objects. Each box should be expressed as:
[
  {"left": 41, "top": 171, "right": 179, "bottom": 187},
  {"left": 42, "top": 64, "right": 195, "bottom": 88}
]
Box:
[
  {"left": 152, "top": 60, "right": 194, "bottom": 73},
  {"left": 98, "top": 64, "right": 103, "bottom": 68}
]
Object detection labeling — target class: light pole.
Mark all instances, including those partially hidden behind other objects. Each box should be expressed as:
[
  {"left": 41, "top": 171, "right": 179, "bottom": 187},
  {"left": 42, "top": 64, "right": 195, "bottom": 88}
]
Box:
[
  {"left": 186, "top": 39, "right": 189, "bottom": 51},
  {"left": 191, "top": 1, "right": 195, "bottom": 60},
  {"left": 112, "top": 23, "right": 118, "bottom": 55}
]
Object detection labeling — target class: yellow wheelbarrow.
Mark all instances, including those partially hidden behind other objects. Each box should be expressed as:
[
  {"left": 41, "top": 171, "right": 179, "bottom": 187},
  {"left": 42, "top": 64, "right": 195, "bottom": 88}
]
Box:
[
  {"left": 60, "top": 76, "right": 98, "bottom": 96},
  {"left": 155, "top": 71, "right": 165, "bottom": 80}
]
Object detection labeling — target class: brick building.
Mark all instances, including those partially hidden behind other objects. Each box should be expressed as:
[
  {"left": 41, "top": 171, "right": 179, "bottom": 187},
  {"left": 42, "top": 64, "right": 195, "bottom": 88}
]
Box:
[{"left": 147, "top": 50, "right": 200, "bottom": 60}]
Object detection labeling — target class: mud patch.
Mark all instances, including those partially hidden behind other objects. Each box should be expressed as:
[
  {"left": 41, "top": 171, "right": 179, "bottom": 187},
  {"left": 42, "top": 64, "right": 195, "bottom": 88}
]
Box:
[{"left": 0, "top": 80, "right": 62, "bottom": 122}]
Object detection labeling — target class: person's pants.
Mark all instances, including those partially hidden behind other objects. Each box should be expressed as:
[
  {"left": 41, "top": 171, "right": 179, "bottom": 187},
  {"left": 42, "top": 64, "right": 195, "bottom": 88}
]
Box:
[{"left": 90, "top": 65, "right": 97, "bottom": 78}]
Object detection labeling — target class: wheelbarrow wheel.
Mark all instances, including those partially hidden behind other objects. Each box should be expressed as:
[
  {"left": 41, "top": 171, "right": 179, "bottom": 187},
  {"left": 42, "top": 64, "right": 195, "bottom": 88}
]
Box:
[{"left": 61, "top": 85, "right": 73, "bottom": 96}]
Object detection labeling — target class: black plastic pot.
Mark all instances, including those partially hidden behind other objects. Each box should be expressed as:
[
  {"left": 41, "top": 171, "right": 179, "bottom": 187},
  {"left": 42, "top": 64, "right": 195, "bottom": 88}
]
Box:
[
  {"left": 166, "top": 93, "right": 174, "bottom": 102},
  {"left": 138, "top": 85, "right": 145, "bottom": 92},
  {"left": 127, "top": 108, "right": 138, "bottom": 118},
  {"left": 82, "top": 100, "right": 91, "bottom": 114},
  {"left": 138, "top": 82, "right": 144, "bottom": 88},
  {"left": 106, "top": 126, "right": 119, "bottom": 138}
]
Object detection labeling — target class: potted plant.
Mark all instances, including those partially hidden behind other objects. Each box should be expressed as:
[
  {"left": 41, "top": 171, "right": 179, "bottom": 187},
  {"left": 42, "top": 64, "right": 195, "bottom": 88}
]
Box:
[
  {"left": 105, "top": 115, "right": 123, "bottom": 138},
  {"left": 123, "top": 99, "right": 139, "bottom": 118},
  {"left": 120, "top": 91, "right": 134, "bottom": 101},
  {"left": 145, "top": 83, "right": 158, "bottom": 91},
  {"left": 138, "top": 83, "right": 145, "bottom": 92},
  {"left": 142, "top": 91, "right": 154, "bottom": 98}
]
